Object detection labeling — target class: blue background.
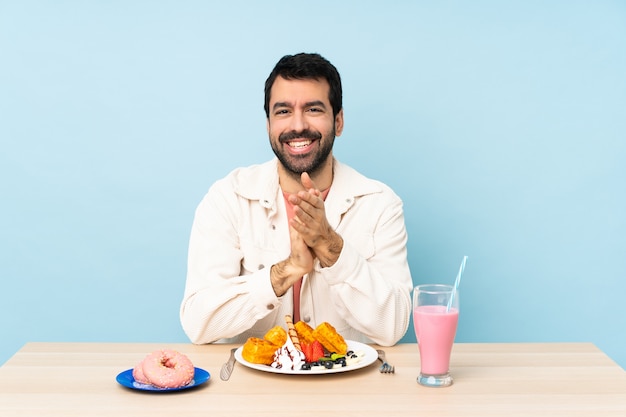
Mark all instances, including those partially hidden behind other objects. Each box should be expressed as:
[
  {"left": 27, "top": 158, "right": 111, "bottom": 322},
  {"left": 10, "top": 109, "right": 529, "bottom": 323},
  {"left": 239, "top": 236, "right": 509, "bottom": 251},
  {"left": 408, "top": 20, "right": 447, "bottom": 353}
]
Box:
[{"left": 1, "top": 1, "right": 625, "bottom": 368}]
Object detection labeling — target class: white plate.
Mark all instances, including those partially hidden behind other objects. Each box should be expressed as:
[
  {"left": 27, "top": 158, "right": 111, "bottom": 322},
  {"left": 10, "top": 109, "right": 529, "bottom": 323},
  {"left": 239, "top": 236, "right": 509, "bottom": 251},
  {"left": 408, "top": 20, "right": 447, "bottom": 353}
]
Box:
[{"left": 234, "top": 340, "right": 377, "bottom": 375}]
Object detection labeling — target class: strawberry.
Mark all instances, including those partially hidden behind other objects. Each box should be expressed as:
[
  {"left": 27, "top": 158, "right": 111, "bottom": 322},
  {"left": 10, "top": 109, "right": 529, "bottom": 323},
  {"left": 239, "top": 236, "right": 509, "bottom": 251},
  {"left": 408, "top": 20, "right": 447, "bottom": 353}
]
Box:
[
  {"left": 301, "top": 342, "right": 314, "bottom": 362},
  {"left": 311, "top": 340, "right": 325, "bottom": 362}
]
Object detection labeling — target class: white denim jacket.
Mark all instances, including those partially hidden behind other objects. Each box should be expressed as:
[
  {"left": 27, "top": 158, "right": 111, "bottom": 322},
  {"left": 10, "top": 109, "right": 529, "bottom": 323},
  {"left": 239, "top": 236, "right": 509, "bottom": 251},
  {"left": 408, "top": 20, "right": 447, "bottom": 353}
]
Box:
[{"left": 180, "top": 158, "right": 413, "bottom": 346}]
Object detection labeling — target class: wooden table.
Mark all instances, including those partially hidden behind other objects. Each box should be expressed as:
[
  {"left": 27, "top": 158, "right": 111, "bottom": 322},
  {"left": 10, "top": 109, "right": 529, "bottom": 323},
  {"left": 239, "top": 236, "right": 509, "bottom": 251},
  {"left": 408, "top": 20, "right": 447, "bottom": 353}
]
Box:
[{"left": 0, "top": 342, "right": 625, "bottom": 416}]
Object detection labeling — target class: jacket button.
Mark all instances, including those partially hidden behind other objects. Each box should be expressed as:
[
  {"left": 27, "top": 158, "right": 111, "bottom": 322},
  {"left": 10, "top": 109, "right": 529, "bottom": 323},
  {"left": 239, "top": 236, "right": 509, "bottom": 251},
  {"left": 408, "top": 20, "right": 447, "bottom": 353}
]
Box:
[
  {"left": 258, "top": 264, "right": 265, "bottom": 270},
  {"left": 303, "top": 315, "right": 311, "bottom": 322},
  {"left": 266, "top": 304, "right": 275, "bottom": 310}
]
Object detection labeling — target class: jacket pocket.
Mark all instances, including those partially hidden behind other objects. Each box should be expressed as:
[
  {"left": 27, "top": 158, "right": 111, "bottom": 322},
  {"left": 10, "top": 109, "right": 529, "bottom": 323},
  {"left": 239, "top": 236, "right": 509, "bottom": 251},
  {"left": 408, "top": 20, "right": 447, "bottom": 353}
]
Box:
[{"left": 239, "top": 237, "right": 280, "bottom": 275}]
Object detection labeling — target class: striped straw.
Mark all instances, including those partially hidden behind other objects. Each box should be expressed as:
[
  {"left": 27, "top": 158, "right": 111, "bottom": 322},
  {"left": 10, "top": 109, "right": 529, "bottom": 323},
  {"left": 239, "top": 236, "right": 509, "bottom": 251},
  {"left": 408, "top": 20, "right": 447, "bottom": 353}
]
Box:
[{"left": 447, "top": 255, "right": 468, "bottom": 312}]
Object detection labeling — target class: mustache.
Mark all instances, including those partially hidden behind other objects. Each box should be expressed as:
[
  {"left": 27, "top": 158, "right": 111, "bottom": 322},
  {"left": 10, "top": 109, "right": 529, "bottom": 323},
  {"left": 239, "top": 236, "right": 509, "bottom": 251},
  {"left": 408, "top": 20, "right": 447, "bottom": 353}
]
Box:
[{"left": 279, "top": 129, "right": 322, "bottom": 142}]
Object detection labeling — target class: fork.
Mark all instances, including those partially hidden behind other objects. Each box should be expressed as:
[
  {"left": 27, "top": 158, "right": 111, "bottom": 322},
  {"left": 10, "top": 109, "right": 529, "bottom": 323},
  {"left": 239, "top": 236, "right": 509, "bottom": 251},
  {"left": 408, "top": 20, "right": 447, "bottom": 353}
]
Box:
[
  {"left": 376, "top": 349, "right": 394, "bottom": 374},
  {"left": 220, "top": 348, "right": 238, "bottom": 381}
]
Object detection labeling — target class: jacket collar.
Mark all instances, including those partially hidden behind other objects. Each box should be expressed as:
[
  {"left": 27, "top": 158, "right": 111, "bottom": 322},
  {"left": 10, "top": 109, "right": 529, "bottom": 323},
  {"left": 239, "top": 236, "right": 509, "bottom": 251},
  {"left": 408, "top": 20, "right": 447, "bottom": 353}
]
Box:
[{"left": 233, "top": 158, "right": 383, "bottom": 220}]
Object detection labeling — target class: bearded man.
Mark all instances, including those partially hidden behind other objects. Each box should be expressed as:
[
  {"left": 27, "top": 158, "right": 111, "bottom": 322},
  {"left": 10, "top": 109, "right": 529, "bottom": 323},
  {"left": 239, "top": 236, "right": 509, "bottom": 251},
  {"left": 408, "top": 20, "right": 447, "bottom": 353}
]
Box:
[{"left": 180, "top": 53, "right": 413, "bottom": 347}]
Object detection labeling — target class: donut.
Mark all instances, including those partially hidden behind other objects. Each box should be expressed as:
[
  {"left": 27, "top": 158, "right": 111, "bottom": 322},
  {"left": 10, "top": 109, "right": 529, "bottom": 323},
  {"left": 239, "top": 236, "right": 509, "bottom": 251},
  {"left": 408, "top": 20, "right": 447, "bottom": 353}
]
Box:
[
  {"left": 140, "top": 349, "right": 195, "bottom": 389},
  {"left": 132, "top": 359, "right": 150, "bottom": 384}
]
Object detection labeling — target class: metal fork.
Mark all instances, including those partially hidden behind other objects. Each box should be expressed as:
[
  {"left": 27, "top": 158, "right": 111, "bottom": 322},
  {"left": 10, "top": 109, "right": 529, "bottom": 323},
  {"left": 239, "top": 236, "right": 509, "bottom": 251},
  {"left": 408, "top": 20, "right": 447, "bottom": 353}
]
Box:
[
  {"left": 376, "top": 349, "right": 394, "bottom": 374},
  {"left": 220, "top": 348, "right": 237, "bottom": 381}
]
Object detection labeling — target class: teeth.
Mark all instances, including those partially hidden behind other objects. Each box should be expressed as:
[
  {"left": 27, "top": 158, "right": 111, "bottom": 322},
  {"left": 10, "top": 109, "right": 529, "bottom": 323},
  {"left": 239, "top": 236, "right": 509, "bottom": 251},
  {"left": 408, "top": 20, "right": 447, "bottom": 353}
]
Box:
[{"left": 288, "top": 140, "right": 311, "bottom": 148}]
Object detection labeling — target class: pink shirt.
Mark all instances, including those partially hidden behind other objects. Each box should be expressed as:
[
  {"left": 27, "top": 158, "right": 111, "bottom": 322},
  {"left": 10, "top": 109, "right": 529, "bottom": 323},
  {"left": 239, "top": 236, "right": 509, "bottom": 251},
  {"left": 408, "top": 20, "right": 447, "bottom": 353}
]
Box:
[{"left": 282, "top": 188, "right": 330, "bottom": 323}]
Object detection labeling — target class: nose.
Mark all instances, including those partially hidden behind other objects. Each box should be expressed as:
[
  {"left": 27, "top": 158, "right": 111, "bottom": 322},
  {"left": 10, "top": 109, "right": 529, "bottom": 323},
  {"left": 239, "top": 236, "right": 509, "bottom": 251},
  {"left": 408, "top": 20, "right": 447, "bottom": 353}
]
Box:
[{"left": 289, "top": 111, "right": 308, "bottom": 132}]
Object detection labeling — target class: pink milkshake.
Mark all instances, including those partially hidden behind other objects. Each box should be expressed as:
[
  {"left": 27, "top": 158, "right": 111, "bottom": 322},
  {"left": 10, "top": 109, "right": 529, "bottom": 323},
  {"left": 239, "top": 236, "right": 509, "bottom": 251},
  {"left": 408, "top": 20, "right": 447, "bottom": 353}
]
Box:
[
  {"left": 413, "top": 305, "right": 459, "bottom": 374},
  {"left": 413, "top": 284, "right": 459, "bottom": 387}
]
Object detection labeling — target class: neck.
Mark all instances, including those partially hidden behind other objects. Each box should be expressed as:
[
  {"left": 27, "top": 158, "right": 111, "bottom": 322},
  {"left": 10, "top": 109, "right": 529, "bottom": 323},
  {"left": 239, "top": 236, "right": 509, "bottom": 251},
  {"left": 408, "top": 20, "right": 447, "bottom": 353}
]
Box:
[{"left": 278, "top": 157, "right": 334, "bottom": 194}]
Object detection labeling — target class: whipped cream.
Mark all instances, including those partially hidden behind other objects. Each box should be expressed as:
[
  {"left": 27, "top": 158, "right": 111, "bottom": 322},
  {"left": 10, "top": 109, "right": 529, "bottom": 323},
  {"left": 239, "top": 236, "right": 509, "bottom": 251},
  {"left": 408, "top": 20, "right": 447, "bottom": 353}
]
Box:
[
  {"left": 345, "top": 350, "right": 365, "bottom": 367},
  {"left": 270, "top": 337, "right": 305, "bottom": 371}
]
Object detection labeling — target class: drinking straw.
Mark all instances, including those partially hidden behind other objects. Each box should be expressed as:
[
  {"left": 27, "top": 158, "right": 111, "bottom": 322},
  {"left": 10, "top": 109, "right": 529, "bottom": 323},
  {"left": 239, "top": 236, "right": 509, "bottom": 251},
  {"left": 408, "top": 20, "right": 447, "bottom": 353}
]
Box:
[{"left": 446, "top": 255, "right": 468, "bottom": 312}]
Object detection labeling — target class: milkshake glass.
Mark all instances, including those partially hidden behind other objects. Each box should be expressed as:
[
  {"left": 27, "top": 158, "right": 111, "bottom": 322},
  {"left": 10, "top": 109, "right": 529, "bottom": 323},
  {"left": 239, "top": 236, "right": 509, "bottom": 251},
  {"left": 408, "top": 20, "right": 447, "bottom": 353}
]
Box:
[{"left": 413, "top": 284, "right": 459, "bottom": 387}]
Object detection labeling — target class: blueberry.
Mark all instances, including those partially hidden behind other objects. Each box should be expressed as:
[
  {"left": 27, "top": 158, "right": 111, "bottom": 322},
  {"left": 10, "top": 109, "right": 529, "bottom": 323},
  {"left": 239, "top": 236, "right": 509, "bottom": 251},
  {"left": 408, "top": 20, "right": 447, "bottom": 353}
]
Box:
[
  {"left": 300, "top": 363, "right": 311, "bottom": 371},
  {"left": 323, "top": 361, "right": 334, "bottom": 369}
]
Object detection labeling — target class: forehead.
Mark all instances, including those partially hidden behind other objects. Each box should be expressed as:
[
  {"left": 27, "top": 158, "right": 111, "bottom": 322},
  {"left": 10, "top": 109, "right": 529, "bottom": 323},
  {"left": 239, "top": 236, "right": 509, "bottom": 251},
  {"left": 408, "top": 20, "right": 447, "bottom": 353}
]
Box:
[{"left": 269, "top": 76, "right": 331, "bottom": 106}]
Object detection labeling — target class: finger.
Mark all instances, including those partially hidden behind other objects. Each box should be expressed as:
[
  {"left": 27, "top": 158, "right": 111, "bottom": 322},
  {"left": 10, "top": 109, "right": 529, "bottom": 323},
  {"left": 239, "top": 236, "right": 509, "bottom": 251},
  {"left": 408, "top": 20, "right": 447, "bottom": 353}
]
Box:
[
  {"left": 300, "top": 172, "right": 315, "bottom": 190},
  {"left": 289, "top": 227, "right": 315, "bottom": 270},
  {"left": 290, "top": 219, "right": 313, "bottom": 245},
  {"left": 300, "top": 172, "right": 322, "bottom": 197},
  {"left": 289, "top": 225, "right": 305, "bottom": 247},
  {"left": 288, "top": 193, "right": 320, "bottom": 218},
  {"left": 290, "top": 225, "right": 309, "bottom": 253},
  {"left": 296, "top": 189, "right": 322, "bottom": 209},
  {"left": 292, "top": 205, "right": 315, "bottom": 225}
]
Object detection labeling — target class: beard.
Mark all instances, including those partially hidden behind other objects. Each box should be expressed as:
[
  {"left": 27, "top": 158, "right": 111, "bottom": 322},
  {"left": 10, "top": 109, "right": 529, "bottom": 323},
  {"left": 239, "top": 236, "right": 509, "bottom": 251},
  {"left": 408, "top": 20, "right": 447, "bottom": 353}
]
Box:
[{"left": 270, "top": 127, "right": 335, "bottom": 177}]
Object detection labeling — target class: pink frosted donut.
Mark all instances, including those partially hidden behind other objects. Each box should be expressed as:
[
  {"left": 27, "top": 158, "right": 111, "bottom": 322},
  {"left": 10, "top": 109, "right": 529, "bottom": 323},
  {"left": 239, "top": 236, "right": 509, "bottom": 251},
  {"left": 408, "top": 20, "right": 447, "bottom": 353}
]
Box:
[
  {"left": 141, "top": 349, "right": 195, "bottom": 389},
  {"left": 132, "top": 359, "right": 151, "bottom": 384}
]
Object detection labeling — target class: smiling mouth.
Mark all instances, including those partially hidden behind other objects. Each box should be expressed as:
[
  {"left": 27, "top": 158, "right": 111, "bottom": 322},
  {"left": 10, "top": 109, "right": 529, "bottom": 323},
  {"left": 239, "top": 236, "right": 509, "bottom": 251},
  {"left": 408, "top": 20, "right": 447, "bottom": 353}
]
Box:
[
  {"left": 279, "top": 129, "right": 322, "bottom": 145},
  {"left": 287, "top": 140, "right": 313, "bottom": 148}
]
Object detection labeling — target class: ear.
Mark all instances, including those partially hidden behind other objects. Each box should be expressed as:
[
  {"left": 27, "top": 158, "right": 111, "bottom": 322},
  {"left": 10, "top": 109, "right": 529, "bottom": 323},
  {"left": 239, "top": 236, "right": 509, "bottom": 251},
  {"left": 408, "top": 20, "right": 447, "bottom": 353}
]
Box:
[
  {"left": 266, "top": 118, "right": 270, "bottom": 135},
  {"left": 334, "top": 109, "right": 344, "bottom": 136}
]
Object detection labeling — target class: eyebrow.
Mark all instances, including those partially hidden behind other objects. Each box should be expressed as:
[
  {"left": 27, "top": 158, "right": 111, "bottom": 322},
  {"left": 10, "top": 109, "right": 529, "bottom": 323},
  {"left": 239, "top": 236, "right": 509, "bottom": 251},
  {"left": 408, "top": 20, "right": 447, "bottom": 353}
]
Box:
[{"left": 272, "top": 100, "right": 327, "bottom": 111}]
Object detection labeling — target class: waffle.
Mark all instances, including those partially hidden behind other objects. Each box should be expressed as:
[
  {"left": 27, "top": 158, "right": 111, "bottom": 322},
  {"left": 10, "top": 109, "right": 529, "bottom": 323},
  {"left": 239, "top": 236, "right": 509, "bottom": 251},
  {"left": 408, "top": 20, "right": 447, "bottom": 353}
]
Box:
[
  {"left": 313, "top": 322, "right": 348, "bottom": 355},
  {"left": 294, "top": 321, "right": 316, "bottom": 345},
  {"left": 263, "top": 325, "right": 288, "bottom": 347},
  {"left": 241, "top": 326, "right": 287, "bottom": 365},
  {"left": 241, "top": 337, "right": 280, "bottom": 365}
]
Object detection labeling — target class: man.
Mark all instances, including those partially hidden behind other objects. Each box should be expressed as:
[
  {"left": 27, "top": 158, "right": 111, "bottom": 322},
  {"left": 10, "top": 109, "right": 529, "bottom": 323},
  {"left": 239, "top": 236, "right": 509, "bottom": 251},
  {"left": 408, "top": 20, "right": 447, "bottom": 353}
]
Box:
[{"left": 180, "top": 53, "right": 412, "bottom": 347}]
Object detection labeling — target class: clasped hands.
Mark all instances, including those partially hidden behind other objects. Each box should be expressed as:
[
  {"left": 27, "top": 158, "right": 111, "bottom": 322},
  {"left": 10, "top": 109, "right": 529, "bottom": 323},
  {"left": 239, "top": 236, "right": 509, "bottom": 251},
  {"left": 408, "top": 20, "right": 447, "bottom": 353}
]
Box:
[{"left": 270, "top": 172, "right": 343, "bottom": 297}]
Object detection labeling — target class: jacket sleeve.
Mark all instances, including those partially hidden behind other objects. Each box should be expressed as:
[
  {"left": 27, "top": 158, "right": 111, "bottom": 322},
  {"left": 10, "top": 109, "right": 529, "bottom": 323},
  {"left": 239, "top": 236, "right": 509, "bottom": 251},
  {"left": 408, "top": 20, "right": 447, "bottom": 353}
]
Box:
[
  {"left": 316, "top": 193, "right": 413, "bottom": 346},
  {"left": 179, "top": 181, "right": 282, "bottom": 344}
]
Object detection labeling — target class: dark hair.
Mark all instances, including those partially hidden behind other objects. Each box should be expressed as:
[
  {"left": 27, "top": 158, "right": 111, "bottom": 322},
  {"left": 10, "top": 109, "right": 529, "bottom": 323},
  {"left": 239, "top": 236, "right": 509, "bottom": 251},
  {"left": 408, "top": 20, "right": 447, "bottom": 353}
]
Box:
[{"left": 264, "top": 53, "right": 343, "bottom": 118}]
